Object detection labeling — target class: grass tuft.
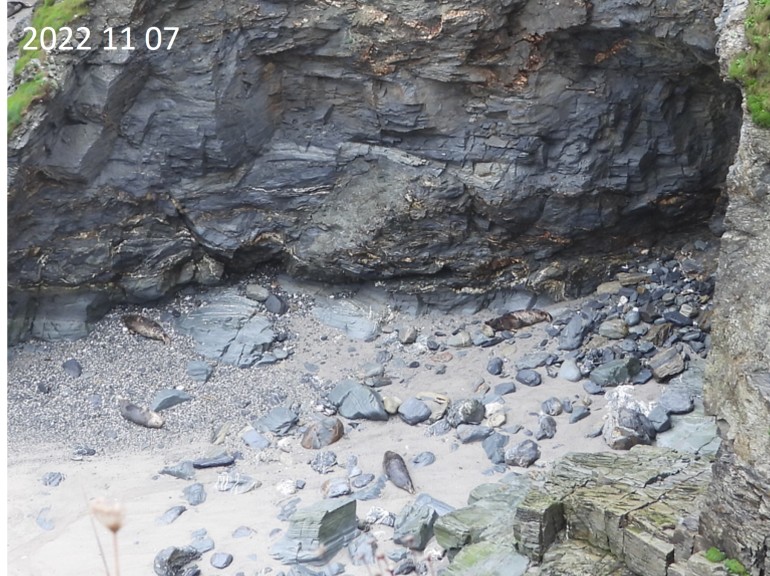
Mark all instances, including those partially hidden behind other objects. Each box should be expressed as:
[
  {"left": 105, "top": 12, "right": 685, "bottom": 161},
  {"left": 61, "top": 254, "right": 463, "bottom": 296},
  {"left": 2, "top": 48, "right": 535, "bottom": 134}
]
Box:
[
  {"left": 705, "top": 547, "right": 727, "bottom": 563},
  {"left": 729, "top": 0, "right": 770, "bottom": 128},
  {"left": 8, "top": 0, "right": 89, "bottom": 136}
]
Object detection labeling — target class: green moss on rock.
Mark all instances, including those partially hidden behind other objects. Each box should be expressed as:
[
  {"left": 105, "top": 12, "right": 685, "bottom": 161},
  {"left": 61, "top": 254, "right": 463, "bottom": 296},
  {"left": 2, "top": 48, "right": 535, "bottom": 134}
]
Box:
[{"left": 729, "top": 0, "right": 770, "bottom": 127}]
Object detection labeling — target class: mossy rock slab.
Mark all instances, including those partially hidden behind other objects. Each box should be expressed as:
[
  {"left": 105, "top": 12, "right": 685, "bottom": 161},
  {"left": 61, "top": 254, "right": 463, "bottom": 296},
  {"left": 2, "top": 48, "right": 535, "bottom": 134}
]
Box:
[{"left": 442, "top": 541, "right": 529, "bottom": 576}]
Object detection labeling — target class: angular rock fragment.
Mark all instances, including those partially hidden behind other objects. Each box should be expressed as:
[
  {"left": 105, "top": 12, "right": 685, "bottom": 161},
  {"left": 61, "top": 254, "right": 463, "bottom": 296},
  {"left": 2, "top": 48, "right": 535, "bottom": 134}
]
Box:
[
  {"left": 270, "top": 499, "right": 357, "bottom": 564},
  {"left": 505, "top": 440, "right": 541, "bottom": 468},
  {"left": 393, "top": 502, "right": 438, "bottom": 551},
  {"left": 301, "top": 416, "right": 345, "bottom": 449}
]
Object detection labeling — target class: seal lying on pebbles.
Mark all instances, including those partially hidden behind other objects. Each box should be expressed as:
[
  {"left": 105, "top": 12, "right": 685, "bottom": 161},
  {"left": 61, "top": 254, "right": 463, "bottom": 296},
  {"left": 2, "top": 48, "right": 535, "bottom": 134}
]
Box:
[
  {"left": 485, "top": 309, "right": 552, "bottom": 332},
  {"left": 118, "top": 399, "right": 165, "bottom": 429},
  {"left": 383, "top": 451, "right": 415, "bottom": 494},
  {"left": 122, "top": 314, "right": 171, "bottom": 344}
]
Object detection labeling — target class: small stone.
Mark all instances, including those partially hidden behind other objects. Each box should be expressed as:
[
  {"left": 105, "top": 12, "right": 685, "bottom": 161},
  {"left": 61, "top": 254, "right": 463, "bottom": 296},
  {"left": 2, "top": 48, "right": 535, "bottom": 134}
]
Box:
[
  {"left": 487, "top": 412, "right": 507, "bottom": 427},
  {"left": 456, "top": 424, "right": 493, "bottom": 443},
  {"left": 679, "top": 303, "right": 699, "bottom": 318},
  {"left": 183, "top": 483, "right": 207, "bottom": 506},
  {"left": 398, "top": 397, "right": 432, "bottom": 425},
  {"left": 558, "top": 359, "right": 582, "bottom": 382},
  {"left": 659, "top": 389, "right": 694, "bottom": 414},
  {"left": 186, "top": 360, "right": 213, "bottom": 383},
  {"left": 398, "top": 326, "right": 418, "bottom": 345},
  {"left": 447, "top": 331, "right": 473, "bottom": 348},
  {"left": 569, "top": 406, "right": 591, "bottom": 423},
  {"left": 632, "top": 368, "right": 654, "bottom": 385},
  {"left": 151, "top": 389, "right": 193, "bottom": 412},
  {"left": 310, "top": 451, "right": 338, "bottom": 474},
  {"left": 412, "top": 452, "right": 436, "bottom": 467},
  {"left": 42, "top": 472, "right": 65, "bottom": 486},
  {"left": 515, "top": 369, "right": 542, "bottom": 387},
  {"left": 210, "top": 552, "right": 233, "bottom": 569},
  {"left": 647, "top": 404, "right": 672, "bottom": 432},
  {"left": 35, "top": 507, "right": 54, "bottom": 531},
  {"left": 616, "top": 272, "right": 651, "bottom": 286},
  {"left": 482, "top": 432, "right": 509, "bottom": 464},
  {"left": 624, "top": 310, "right": 641, "bottom": 327},
  {"left": 351, "top": 473, "right": 375, "bottom": 489},
  {"left": 301, "top": 417, "right": 345, "bottom": 449},
  {"left": 153, "top": 546, "right": 201, "bottom": 576},
  {"left": 254, "top": 406, "right": 299, "bottom": 436},
  {"left": 62, "top": 359, "right": 82, "bottom": 378},
  {"left": 598, "top": 318, "right": 628, "bottom": 340},
  {"left": 245, "top": 284, "right": 270, "bottom": 301},
  {"left": 157, "top": 506, "right": 187, "bottom": 525},
  {"left": 486, "top": 357, "right": 504, "bottom": 376},
  {"left": 493, "top": 381, "right": 516, "bottom": 395},
  {"left": 583, "top": 380, "right": 604, "bottom": 395},
  {"left": 504, "top": 439, "right": 541, "bottom": 468},
  {"left": 241, "top": 427, "right": 271, "bottom": 450},
  {"left": 589, "top": 358, "right": 641, "bottom": 387},
  {"left": 232, "top": 526, "right": 253, "bottom": 538},
  {"left": 322, "top": 477, "right": 352, "bottom": 498},
  {"left": 382, "top": 396, "right": 402, "bottom": 414},
  {"left": 446, "top": 398, "right": 486, "bottom": 427},
  {"left": 160, "top": 461, "right": 196, "bottom": 480},
  {"left": 192, "top": 452, "right": 235, "bottom": 469},
  {"left": 649, "top": 347, "right": 686, "bottom": 381},
  {"left": 535, "top": 415, "right": 557, "bottom": 440},
  {"left": 264, "top": 293, "right": 288, "bottom": 315},
  {"left": 541, "top": 397, "right": 563, "bottom": 416},
  {"left": 663, "top": 310, "right": 693, "bottom": 326}
]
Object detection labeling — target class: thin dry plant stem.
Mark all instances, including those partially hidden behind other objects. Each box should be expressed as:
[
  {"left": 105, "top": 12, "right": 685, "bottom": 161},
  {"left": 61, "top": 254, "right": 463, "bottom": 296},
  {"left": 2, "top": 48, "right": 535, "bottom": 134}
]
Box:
[
  {"left": 112, "top": 531, "right": 120, "bottom": 576},
  {"left": 85, "top": 495, "right": 111, "bottom": 576}
]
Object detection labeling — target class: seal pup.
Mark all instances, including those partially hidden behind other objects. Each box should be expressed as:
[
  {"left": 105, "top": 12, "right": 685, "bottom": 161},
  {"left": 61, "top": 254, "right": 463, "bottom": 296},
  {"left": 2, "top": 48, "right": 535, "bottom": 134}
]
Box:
[
  {"left": 118, "top": 398, "right": 164, "bottom": 429},
  {"left": 485, "top": 309, "right": 552, "bottom": 332},
  {"left": 122, "top": 314, "right": 171, "bottom": 344},
  {"left": 383, "top": 451, "right": 415, "bottom": 494}
]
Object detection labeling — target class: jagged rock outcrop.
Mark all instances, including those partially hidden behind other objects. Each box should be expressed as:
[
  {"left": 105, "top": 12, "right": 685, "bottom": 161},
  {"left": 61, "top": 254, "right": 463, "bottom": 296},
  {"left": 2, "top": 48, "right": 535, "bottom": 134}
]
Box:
[
  {"left": 701, "top": 1, "right": 770, "bottom": 573},
  {"left": 435, "top": 446, "right": 714, "bottom": 576},
  {"left": 8, "top": 0, "right": 742, "bottom": 341}
]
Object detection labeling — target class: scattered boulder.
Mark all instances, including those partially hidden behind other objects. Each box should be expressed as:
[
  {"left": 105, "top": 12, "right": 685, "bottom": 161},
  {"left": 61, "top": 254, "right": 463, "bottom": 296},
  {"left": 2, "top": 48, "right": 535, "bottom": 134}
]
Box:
[
  {"left": 393, "top": 502, "right": 438, "bottom": 551},
  {"left": 301, "top": 416, "right": 345, "bottom": 449},
  {"left": 254, "top": 406, "right": 299, "bottom": 436},
  {"left": 153, "top": 546, "right": 201, "bottom": 576},
  {"left": 151, "top": 389, "right": 193, "bottom": 412},
  {"left": 505, "top": 440, "right": 541, "bottom": 468},
  {"left": 398, "top": 397, "right": 432, "bottom": 425},
  {"left": 516, "top": 369, "right": 542, "bottom": 387},
  {"left": 649, "top": 347, "right": 686, "bottom": 381},
  {"left": 326, "top": 380, "right": 388, "bottom": 421},
  {"left": 270, "top": 499, "right": 357, "bottom": 565},
  {"left": 447, "top": 398, "right": 486, "bottom": 427},
  {"left": 589, "top": 358, "right": 641, "bottom": 388}
]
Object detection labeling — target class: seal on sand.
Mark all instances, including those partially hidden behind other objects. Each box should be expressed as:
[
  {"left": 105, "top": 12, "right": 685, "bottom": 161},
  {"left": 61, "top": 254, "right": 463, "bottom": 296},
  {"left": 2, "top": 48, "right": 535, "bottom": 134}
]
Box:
[
  {"left": 118, "top": 399, "right": 164, "bottom": 429},
  {"left": 485, "top": 309, "right": 552, "bottom": 332},
  {"left": 383, "top": 451, "right": 415, "bottom": 494},
  {"left": 122, "top": 314, "right": 171, "bottom": 344}
]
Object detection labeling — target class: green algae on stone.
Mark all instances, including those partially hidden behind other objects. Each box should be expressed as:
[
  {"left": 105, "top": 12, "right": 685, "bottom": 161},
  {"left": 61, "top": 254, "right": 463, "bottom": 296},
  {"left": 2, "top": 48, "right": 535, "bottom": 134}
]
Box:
[{"left": 442, "top": 541, "right": 529, "bottom": 576}]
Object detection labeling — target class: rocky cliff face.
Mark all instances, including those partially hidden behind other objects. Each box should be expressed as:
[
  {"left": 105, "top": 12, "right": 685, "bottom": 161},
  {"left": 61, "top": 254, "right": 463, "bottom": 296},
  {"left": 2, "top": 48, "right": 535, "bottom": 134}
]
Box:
[
  {"left": 8, "top": 0, "right": 741, "bottom": 340},
  {"left": 701, "top": 0, "right": 770, "bottom": 573}
]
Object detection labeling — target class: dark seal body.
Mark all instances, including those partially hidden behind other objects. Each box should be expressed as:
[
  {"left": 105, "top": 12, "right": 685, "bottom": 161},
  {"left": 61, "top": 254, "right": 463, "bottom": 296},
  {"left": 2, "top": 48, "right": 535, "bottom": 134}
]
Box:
[
  {"left": 485, "top": 309, "right": 552, "bottom": 332},
  {"left": 122, "top": 314, "right": 171, "bottom": 344},
  {"left": 383, "top": 451, "right": 415, "bottom": 494}
]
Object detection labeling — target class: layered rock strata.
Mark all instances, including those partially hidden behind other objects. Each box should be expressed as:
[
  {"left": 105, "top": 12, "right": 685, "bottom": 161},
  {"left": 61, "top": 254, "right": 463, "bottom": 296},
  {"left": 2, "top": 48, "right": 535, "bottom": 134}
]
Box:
[
  {"left": 700, "top": 0, "right": 770, "bottom": 573},
  {"left": 8, "top": 0, "right": 741, "bottom": 340}
]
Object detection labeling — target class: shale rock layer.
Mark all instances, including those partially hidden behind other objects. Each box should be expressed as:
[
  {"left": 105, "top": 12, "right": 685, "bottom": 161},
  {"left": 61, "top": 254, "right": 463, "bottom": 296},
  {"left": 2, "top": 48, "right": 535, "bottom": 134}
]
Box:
[{"left": 8, "top": 0, "right": 741, "bottom": 340}]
